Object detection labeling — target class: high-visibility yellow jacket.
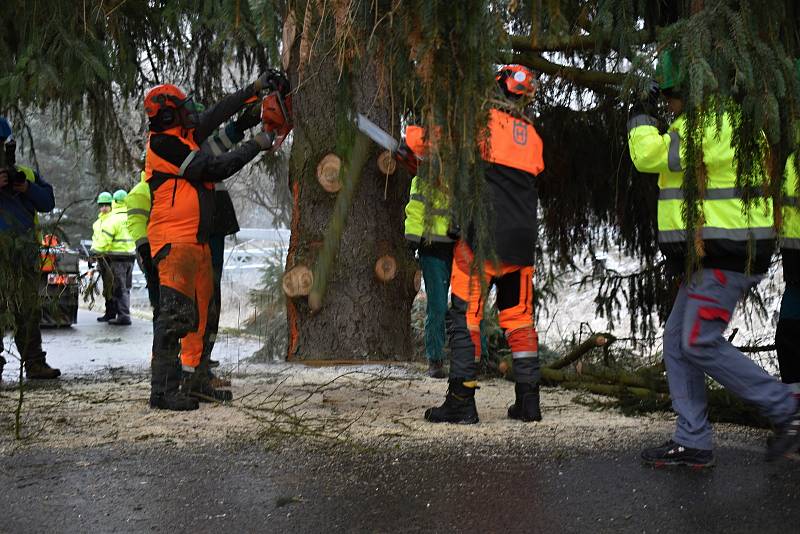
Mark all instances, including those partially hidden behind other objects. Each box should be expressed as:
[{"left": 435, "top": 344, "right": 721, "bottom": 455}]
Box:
[
  {"left": 92, "top": 201, "right": 135, "bottom": 256},
  {"left": 126, "top": 171, "right": 151, "bottom": 249},
  {"left": 404, "top": 176, "right": 453, "bottom": 245},
  {"left": 627, "top": 110, "right": 775, "bottom": 272},
  {"left": 782, "top": 154, "right": 800, "bottom": 250}
]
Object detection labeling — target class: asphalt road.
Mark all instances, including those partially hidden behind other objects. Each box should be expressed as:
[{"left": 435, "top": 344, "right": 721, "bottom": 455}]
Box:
[{"left": 2, "top": 439, "right": 799, "bottom": 533}]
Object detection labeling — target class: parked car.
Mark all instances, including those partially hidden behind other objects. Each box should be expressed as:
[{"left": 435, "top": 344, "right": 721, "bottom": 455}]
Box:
[{"left": 39, "top": 235, "right": 80, "bottom": 327}]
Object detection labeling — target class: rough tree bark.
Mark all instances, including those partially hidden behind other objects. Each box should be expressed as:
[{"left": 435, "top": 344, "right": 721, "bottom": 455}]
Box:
[{"left": 282, "top": 2, "right": 417, "bottom": 360}]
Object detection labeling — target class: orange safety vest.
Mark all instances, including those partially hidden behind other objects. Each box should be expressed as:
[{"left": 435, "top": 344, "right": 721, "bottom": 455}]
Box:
[
  {"left": 144, "top": 127, "right": 214, "bottom": 254},
  {"left": 406, "top": 110, "right": 544, "bottom": 176},
  {"left": 479, "top": 109, "right": 544, "bottom": 176},
  {"left": 40, "top": 235, "right": 58, "bottom": 273}
]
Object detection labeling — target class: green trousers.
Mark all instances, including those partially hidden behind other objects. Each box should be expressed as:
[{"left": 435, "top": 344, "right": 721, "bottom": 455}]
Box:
[{"left": 420, "top": 252, "right": 451, "bottom": 363}]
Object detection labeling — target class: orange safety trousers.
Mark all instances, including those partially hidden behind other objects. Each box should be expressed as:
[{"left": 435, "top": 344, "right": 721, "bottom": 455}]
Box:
[
  {"left": 153, "top": 242, "right": 212, "bottom": 370},
  {"left": 448, "top": 240, "right": 539, "bottom": 382}
]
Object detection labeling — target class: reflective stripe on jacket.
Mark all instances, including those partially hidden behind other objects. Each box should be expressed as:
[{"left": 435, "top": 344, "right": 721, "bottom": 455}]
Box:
[
  {"left": 92, "top": 203, "right": 135, "bottom": 256},
  {"left": 782, "top": 154, "right": 800, "bottom": 250},
  {"left": 627, "top": 110, "right": 775, "bottom": 271},
  {"left": 404, "top": 176, "right": 453, "bottom": 244},
  {"left": 145, "top": 127, "right": 214, "bottom": 253},
  {"left": 91, "top": 212, "right": 111, "bottom": 252},
  {"left": 126, "top": 172, "right": 151, "bottom": 248}
]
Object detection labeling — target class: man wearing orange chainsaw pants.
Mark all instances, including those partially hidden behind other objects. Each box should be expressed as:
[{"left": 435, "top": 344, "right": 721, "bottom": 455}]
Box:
[
  {"left": 424, "top": 64, "right": 544, "bottom": 424},
  {"left": 144, "top": 73, "right": 283, "bottom": 411}
]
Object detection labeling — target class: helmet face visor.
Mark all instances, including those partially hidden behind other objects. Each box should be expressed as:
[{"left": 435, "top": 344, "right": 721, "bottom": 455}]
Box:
[{"left": 178, "top": 94, "right": 201, "bottom": 129}]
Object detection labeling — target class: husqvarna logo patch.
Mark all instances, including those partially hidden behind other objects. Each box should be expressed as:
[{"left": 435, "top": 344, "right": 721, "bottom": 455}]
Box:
[{"left": 513, "top": 120, "right": 528, "bottom": 145}]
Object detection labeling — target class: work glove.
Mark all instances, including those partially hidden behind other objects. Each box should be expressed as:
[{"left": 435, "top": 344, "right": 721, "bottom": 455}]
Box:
[
  {"left": 253, "top": 131, "right": 275, "bottom": 151},
  {"left": 252, "top": 69, "right": 291, "bottom": 95},
  {"left": 446, "top": 224, "right": 461, "bottom": 241},
  {"left": 234, "top": 101, "right": 262, "bottom": 132},
  {"left": 630, "top": 79, "right": 660, "bottom": 118},
  {"left": 136, "top": 242, "right": 155, "bottom": 278}
]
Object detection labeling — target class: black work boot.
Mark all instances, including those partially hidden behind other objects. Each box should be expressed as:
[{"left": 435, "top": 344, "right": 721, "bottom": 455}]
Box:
[
  {"left": 149, "top": 390, "right": 200, "bottom": 411},
  {"left": 24, "top": 353, "right": 61, "bottom": 380},
  {"left": 507, "top": 382, "right": 542, "bottom": 422},
  {"left": 424, "top": 380, "right": 479, "bottom": 424},
  {"left": 181, "top": 370, "right": 233, "bottom": 403},
  {"left": 97, "top": 312, "right": 115, "bottom": 322}
]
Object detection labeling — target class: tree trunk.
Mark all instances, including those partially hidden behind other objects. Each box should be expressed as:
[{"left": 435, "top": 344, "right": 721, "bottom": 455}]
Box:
[{"left": 283, "top": 3, "right": 416, "bottom": 360}]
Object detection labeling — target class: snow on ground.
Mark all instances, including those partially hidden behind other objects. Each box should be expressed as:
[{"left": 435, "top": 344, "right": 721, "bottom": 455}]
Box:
[{"left": 0, "top": 355, "right": 770, "bottom": 456}]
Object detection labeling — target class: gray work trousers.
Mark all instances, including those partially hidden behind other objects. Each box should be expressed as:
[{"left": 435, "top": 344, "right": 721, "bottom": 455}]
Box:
[
  {"left": 664, "top": 268, "right": 797, "bottom": 450},
  {"left": 110, "top": 259, "right": 133, "bottom": 321}
]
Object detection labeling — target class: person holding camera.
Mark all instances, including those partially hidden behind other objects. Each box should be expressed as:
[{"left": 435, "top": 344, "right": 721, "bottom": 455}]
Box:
[{"left": 0, "top": 117, "right": 61, "bottom": 381}]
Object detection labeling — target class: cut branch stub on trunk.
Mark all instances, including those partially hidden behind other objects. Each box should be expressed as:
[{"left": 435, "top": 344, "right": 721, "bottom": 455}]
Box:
[
  {"left": 374, "top": 254, "right": 397, "bottom": 282},
  {"left": 377, "top": 150, "right": 396, "bottom": 175},
  {"left": 282, "top": 264, "right": 314, "bottom": 298},
  {"left": 316, "top": 153, "right": 343, "bottom": 193},
  {"left": 413, "top": 269, "right": 422, "bottom": 293}
]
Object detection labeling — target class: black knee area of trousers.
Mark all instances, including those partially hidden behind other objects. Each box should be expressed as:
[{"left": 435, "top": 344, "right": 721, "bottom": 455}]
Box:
[
  {"left": 495, "top": 270, "right": 521, "bottom": 311},
  {"left": 776, "top": 317, "right": 800, "bottom": 384},
  {"left": 447, "top": 295, "right": 477, "bottom": 381},
  {"left": 157, "top": 285, "right": 198, "bottom": 339},
  {"left": 513, "top": 356, "right": 541, "bottom": 384}
]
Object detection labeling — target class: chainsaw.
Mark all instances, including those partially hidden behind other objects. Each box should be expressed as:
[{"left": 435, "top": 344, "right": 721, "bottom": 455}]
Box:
[
  {"left": 243, "top": 69, "right": 293, "bottom": 151},
  {"left": 262, "top": 89, "right": 293, "bottom": 150},
  {"left": 355, "top": 114, "right": 420, "bottom": 174}
]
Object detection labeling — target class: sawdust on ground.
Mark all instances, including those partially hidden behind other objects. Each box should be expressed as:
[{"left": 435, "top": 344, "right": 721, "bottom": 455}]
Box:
[{"left": 0, "top": 362, "right": 766, "bottom": 455}]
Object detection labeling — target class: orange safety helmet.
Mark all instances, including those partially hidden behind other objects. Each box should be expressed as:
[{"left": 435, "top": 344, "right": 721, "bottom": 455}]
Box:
[
  {"left": 144, "top": 84, "right": 188, "bottom": 118},
  {"left": 496, "top": 65, "right": 537, "bottom": 99}
]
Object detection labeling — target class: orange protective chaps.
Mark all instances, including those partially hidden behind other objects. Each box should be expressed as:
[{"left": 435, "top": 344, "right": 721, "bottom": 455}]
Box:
[
  {"left": 150, "top": 243, "right": 212, "bottom": 395},
  {"left": 447, "top": 241, "right": 540, "bottom": 383}
]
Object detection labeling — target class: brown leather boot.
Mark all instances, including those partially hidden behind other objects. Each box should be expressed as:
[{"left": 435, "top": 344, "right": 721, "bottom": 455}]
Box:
[{"left": 25, "top": 353, "right": 61, "bottom": 380}]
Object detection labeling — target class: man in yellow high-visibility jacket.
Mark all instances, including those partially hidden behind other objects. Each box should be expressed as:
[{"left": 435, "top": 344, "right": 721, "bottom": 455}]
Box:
[
  {"left": 91, "top": 190, "right": 135, "bottom": 325},
  {"left": 404, "top": 126, "right": 456, "bottom": 379},
  {"left": 627, "top": 51, "right": 799, "bottom": 467}
]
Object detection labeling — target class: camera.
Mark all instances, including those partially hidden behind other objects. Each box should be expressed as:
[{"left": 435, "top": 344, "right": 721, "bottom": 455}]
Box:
[{"left": 1, "top": 138, "right": 22, "bottom": 189}]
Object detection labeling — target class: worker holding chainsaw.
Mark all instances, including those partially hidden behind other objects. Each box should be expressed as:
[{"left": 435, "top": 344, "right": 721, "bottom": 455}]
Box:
[
  {"left": 197, "top": 73, "right": 291, "bottom": 390},
  {"left": 143, "top": 70, "right": 291, "bottom": 411},
  {"left": 356, "top": 66, "right": 544, "bottom": 423}
]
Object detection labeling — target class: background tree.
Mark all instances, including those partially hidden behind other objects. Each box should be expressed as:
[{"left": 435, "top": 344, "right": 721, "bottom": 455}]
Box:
[{"left": 2, "top": 0, "right": 798, "bottom": 360}]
